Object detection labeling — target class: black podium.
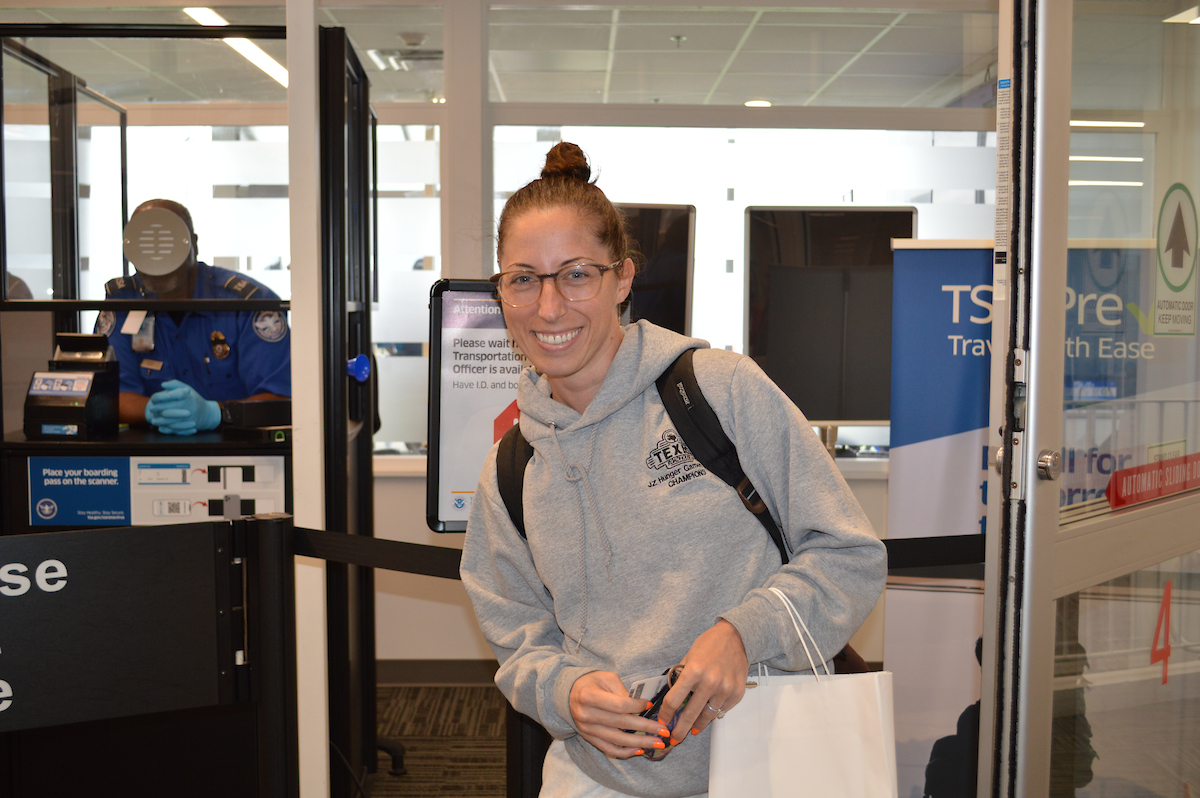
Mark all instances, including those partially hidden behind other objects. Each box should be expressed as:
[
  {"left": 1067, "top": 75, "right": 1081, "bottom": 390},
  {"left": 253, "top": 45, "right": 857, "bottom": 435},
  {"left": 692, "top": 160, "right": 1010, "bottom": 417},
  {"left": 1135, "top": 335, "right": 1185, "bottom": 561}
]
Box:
[{"left": 0, "top": 515, "right": 300, "bottom": 798}]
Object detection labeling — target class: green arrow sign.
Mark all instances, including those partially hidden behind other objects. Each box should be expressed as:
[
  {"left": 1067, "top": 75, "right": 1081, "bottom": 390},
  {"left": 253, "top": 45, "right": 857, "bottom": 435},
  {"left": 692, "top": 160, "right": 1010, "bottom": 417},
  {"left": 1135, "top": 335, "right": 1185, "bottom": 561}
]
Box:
[{"left": 1154, "top": 183, "right": 1197, "bottom": 336}]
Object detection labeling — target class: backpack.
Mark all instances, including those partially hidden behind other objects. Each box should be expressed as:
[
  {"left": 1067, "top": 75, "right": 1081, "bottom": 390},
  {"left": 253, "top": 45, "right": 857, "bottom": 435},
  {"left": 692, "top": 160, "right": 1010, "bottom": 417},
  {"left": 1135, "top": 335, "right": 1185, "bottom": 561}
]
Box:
[{"left": 496, "top": 348, "right": 790, "bottom": 563}]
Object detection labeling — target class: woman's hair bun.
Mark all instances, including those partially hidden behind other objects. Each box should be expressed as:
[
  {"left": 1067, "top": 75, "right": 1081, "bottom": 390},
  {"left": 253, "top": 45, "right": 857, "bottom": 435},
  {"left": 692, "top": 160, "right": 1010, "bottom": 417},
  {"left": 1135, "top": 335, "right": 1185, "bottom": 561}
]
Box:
[{"left": 540, "top": 142, "right": 592, "bottom": 183}]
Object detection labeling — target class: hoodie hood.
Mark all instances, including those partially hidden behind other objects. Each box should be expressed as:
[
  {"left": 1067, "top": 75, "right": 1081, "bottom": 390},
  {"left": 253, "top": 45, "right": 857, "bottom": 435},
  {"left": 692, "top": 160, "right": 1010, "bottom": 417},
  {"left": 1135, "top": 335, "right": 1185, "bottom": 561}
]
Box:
[{"left": 516, "top": 320, "right": 708, "bottom": 439}]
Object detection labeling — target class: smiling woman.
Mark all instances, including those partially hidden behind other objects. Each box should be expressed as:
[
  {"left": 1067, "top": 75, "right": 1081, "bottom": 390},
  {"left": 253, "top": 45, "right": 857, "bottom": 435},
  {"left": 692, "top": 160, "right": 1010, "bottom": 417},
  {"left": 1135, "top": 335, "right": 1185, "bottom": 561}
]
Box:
[{"left": 459, "top": 142, "right": 886, "bottom": 798}]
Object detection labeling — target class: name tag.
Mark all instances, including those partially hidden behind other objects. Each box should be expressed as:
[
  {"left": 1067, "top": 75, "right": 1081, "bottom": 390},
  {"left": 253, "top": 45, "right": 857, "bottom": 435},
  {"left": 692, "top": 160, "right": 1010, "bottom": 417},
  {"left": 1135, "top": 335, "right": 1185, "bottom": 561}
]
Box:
[
  {"left": 121, "top": 309, "right": 147, "bottom": 335},
  {"left": 130, "top": 314, "right": 156, "bottom": 353},
  {"left": 140, "top": 358, "right": 163, "bottom": 371}
]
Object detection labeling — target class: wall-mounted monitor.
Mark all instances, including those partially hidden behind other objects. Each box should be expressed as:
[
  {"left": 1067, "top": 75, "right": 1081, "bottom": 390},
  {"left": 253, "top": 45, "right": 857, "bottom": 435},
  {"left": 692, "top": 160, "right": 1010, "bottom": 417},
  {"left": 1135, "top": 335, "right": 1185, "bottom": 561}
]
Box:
[
  {"left": 745, "top": 207, "right": 916, "bottom": 425},
  {"left": 619, "top": 204, "right": 695, "bottom": 335}
]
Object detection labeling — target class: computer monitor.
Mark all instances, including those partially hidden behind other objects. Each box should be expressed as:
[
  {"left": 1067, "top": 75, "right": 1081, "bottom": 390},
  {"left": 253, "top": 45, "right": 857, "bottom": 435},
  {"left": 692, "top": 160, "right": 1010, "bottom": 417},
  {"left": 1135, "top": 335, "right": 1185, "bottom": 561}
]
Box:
[
  {"left": 619, "top": 204, "right": 695, "bottom": 335},
  {"left": 745, "top": 207, "right": 916, "bottom": 425}
]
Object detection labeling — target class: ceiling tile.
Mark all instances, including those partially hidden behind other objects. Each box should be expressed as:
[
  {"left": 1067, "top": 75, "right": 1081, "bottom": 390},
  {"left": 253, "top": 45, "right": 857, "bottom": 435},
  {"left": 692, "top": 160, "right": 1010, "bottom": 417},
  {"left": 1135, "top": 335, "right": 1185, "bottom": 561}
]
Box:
[
  {"left": 615, "top": 23, "right": 758, "bottom": 52},
  {"left": 490, "top": 50, "right": 610, "bottom": 73},
  {"left": 743, "top": 23, "right": 891, "bottom": 53},
  {"left": 608, "top": 51, "right": 732, "bottom": 75},
  {"left": 490, "top": 23, "right": 613, "bottom": 51}
]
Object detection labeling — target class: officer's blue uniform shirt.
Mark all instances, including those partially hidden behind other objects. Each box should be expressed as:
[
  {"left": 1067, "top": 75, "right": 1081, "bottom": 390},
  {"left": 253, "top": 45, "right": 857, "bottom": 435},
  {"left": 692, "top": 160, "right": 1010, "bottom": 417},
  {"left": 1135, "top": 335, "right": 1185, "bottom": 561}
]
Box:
[{"left": 95, "top": 262, "right": 291, "bottom": 401}]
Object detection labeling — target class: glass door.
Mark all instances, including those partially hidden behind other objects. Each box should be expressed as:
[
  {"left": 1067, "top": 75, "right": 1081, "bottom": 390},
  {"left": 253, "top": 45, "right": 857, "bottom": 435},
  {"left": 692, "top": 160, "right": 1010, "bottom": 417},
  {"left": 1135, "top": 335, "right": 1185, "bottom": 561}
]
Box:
[{"left": 986, "top": 1, "right": 1200, "bottom": 794}]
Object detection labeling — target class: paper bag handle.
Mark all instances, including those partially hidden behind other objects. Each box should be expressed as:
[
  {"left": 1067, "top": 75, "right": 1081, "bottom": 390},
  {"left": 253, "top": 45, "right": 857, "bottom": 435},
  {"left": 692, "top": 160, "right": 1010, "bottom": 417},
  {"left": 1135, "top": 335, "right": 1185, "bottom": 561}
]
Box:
[{"left": 768, "top": 587, "right": 832, "bottom": 681}]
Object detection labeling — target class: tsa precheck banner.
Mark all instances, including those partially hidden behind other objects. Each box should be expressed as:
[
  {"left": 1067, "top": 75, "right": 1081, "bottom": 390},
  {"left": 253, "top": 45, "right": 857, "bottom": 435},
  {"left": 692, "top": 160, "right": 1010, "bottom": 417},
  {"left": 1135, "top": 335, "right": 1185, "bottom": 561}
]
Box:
[
  {"left": 889, "top": 247, "right": 993, "bottom": 539},
  {"left": 886, "top": 247, "right": 991, "bottom": 798}
]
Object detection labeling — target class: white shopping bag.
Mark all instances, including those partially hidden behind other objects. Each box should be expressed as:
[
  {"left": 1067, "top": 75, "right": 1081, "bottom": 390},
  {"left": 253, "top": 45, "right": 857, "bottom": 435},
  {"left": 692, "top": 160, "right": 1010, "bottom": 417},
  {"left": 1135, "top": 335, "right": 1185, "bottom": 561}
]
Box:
[{"left": 709, "top": 589, "right": 898, "bottom": 798}]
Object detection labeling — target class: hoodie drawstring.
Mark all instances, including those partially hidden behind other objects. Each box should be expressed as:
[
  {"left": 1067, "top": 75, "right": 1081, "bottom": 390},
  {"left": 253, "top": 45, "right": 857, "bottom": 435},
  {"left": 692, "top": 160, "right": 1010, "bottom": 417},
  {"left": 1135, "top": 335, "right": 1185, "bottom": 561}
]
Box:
[{"left": 547, "top": 422, "right": 614, "bottom": 654}]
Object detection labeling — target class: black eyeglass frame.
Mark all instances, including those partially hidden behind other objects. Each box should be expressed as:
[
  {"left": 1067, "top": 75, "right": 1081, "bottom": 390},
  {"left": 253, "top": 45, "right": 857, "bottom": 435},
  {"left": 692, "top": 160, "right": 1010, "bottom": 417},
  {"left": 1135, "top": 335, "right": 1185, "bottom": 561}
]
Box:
[{"left": 489, "top": 260, "right": 625, "bottom": 308}]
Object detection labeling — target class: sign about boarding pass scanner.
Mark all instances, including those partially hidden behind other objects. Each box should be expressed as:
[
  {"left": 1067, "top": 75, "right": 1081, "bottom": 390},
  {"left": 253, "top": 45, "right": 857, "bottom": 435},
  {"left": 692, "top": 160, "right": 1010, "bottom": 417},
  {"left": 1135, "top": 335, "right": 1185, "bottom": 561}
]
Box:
[{"left": 1105, "top": 452, "right": 1200, "bottom": 510}]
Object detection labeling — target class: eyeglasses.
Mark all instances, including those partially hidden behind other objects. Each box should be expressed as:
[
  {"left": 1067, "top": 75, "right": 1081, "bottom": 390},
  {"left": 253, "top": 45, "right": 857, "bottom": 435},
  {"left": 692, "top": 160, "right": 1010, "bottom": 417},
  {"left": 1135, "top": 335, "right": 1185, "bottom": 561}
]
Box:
[{"left": 490, "top": 261, "right": 623, "bottom": 308}]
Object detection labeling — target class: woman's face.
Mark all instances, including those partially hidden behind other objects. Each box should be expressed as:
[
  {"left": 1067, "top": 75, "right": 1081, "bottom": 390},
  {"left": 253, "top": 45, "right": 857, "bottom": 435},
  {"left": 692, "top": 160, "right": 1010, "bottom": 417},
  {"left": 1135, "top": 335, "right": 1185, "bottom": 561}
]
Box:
[{"left": 499, "top": 205, "right": 633, "bottom": 412}]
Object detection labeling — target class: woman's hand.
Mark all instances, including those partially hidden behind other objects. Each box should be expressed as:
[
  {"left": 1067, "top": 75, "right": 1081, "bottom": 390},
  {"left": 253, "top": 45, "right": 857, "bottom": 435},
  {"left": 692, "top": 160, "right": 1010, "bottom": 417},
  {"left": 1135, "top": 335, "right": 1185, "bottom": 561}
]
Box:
[
  {"left": 569, "top": 671, "right": 673, "bottom": 759},
  {"left": 658, "top": 619, "right": 749, "bottom": 745}
]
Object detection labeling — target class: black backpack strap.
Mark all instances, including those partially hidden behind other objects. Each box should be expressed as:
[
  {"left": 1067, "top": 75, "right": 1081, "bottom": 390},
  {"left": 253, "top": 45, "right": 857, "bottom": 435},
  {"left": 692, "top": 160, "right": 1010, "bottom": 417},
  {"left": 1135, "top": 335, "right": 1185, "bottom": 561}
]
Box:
[
  {"left": 656, "top": 349, "right": 790, "bottom": 563},
  {"left": 496, "top": 422, "right": 534, "bottom": 540}
]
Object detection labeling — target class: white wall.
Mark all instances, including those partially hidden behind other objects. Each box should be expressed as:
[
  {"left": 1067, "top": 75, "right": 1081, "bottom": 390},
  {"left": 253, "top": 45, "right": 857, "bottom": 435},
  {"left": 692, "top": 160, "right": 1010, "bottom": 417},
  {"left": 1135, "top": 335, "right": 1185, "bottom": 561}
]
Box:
[{"left": 373, "top": 466, "right": 492, "bottom": 661}]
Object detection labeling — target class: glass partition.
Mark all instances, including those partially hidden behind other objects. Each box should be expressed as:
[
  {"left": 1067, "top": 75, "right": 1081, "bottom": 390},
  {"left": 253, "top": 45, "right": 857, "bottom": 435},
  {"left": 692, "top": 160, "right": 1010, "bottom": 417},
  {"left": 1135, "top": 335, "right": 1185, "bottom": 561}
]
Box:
[
  {"left": 12, "top": 36, "right": 288, "bottom": 105},
  {"left": 371, "top": 124, "right": 441, "bottom": 453},
  {"left": 2, "top": 48, "right": 52, "bottom": 300},
  {"left": 1060, "top": 8, "right": 1200, "bottom": 524},
  {"left": 1052, "top": 549, "right": 1200, "bottom": 794},
  {"left": 488, "top": 6, "right": 998, "bottom": 108},
  {"left": 77, "top": 90, "right": 126, "bottom": 311},
  {"left": 0, "top": 7, "right": 285, "bottom": 26},
  {"left": 2, "top": 33, "right": 291, "bottom": 305}
]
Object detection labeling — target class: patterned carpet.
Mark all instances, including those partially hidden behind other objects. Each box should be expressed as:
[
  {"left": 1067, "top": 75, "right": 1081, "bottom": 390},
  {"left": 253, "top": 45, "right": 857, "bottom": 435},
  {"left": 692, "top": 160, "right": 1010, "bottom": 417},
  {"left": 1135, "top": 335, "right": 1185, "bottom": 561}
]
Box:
[{"left": 372, "top": 686, "right": 508, "bottom": 797}]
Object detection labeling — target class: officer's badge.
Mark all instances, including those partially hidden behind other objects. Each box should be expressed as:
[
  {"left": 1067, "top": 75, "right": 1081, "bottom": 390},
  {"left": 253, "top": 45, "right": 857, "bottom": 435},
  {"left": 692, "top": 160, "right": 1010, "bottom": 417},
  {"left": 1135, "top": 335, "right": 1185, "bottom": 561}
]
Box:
[
  {"left": 96, "top": 310, "right": 115, "bottom": 336},
  {"left": 253, "top": 310, "right": 287, "bottom": 342},
  {"left": 211, "top": 330, "right": 231, "bottom": 360}
]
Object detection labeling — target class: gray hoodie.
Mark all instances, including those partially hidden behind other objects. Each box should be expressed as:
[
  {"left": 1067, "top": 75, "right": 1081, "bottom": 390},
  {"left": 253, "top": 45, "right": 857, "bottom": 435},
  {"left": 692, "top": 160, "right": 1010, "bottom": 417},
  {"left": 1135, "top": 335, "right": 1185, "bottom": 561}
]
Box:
[{"left": 461, "top": 321, "right": 886, "bottom": 798}]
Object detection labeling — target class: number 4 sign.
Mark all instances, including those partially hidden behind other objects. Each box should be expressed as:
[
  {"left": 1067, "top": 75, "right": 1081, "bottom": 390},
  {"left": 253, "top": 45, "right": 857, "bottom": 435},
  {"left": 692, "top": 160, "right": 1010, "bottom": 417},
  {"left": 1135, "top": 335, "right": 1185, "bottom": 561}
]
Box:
[{"left": 1151, "top": 580, "right": 1173, "bottom": 685}]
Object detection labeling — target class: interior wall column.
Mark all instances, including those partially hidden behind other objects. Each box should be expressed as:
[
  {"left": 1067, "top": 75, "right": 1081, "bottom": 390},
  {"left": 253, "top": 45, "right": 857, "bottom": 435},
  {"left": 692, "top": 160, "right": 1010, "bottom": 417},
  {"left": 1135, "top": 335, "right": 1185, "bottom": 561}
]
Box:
[
  {"left": 286, "top": 0, "right": 330, "bottom": 794},
  {"left": 441, "top": 0, "right": 493, "bottom": 279}
]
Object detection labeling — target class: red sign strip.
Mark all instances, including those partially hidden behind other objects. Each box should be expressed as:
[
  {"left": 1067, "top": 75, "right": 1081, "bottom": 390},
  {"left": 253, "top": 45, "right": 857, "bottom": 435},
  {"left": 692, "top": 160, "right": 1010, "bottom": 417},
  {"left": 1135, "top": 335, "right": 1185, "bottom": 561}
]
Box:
[{"left": 1105, "top": 451, "right": 1200, "bottom": 510}]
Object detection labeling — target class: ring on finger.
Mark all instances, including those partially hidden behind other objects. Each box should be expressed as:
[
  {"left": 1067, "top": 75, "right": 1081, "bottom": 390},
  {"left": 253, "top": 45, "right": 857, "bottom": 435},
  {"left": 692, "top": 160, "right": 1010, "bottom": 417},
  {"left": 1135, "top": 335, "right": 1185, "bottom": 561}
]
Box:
[{"left": 707, "top": 705, "right": 727, "bottom": 720}]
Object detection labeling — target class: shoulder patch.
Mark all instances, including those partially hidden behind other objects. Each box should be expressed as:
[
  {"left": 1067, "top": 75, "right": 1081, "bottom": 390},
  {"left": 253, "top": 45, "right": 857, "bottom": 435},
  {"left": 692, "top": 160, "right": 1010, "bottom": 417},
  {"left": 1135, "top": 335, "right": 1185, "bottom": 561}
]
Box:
[
  {"left": 96, "top": 310, "right": 115, "bottom": 336},
  {"left": 253, "top": 310, "right": 288, "bottom": 342},
  {"left": 104, "top": 277, "right": 129, "bottom": 296},
  {"left": 222, "top": 275, "right": 261, "bottom": 299}
]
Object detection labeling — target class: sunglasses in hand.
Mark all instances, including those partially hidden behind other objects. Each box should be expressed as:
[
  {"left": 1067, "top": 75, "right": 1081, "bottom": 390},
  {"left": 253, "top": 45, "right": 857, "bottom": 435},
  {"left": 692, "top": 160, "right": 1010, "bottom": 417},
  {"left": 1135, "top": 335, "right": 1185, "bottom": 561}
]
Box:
[{"left": 627, "top": 665, "right": 690, "bottom": 761}]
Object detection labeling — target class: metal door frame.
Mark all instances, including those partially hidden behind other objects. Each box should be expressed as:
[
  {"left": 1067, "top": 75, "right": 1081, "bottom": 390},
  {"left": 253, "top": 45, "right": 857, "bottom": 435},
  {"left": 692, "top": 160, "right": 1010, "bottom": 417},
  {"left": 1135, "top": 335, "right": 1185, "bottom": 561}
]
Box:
[
  {"left": 318, "top": 25, "right": 377, "bottom": 798},
  {"left": 987, "top": 2, "right": 1200, "bottom": 795}
]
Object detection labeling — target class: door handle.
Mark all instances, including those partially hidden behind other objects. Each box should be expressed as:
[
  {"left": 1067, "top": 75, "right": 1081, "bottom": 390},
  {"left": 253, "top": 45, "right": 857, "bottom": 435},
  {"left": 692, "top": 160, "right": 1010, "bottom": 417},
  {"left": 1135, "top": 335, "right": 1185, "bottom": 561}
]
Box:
[{"left": 346, "top": 353, "right": 371, "bottom": 383}]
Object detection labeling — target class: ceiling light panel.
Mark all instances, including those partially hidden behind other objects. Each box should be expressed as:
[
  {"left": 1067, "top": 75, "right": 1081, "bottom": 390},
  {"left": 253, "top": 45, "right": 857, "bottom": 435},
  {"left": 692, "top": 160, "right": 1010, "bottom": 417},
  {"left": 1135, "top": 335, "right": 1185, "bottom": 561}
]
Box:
[{"left": 1163, "top": 6, "right": 1199, "bottom": 23}]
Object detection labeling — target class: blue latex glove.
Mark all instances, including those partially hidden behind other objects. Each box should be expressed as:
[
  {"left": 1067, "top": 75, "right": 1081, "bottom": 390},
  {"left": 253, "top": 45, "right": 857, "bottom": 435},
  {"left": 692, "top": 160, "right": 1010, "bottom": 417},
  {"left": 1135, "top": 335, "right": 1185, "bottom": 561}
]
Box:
[{"left": 145, "top": 379, "right": 221, "bottom": 435}]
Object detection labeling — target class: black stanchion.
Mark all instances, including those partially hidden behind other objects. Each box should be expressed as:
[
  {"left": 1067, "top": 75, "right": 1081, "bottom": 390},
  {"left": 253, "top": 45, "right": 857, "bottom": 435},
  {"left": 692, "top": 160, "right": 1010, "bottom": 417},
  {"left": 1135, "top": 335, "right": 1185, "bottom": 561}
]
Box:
[
  {"left": 245, "top": 515, "right": 301, "bottom": 798},
  {"left": 506, "top": 703, "right": 553, "bottom": 798}
]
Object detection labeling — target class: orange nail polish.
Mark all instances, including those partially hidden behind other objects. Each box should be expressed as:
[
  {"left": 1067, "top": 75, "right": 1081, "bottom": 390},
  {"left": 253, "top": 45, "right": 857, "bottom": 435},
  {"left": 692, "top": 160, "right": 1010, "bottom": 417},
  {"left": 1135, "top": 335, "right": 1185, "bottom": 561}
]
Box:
[
  {"left": 657, "top": 728, "right": 670, "bottom": 737},
  {"left": 645, "top": 701, "right": 653, "bottom": 711},
  {"left": 652, "top": 740, "right": 665, "bottom": 750},
  {"left": 635, "top": 749, "right": 645, "bottom": 757},
  {"left": 670, "top": 738, "right": 682, "bottom": 746},
  {"left": 690, "top": 728, "right": 699, "bottom": 735}
]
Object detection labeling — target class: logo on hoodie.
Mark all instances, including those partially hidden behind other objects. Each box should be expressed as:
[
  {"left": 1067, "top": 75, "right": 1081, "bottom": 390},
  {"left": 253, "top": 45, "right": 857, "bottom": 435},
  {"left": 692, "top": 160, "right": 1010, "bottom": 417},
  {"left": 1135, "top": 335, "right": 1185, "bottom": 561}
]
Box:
[
  {"left": 646, "top": 430, "right": 707, "bottom": 490},
  {"left": 645, "top": 430, "right": 694, "bottom": 471}
]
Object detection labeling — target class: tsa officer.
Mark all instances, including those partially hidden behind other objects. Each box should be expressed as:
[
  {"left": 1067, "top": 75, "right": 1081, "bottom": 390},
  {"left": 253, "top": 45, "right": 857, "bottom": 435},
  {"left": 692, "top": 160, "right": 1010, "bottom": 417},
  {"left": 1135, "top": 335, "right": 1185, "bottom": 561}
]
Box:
[{"left": 95, "top": 199, "right": 291, "bottom": 435}]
